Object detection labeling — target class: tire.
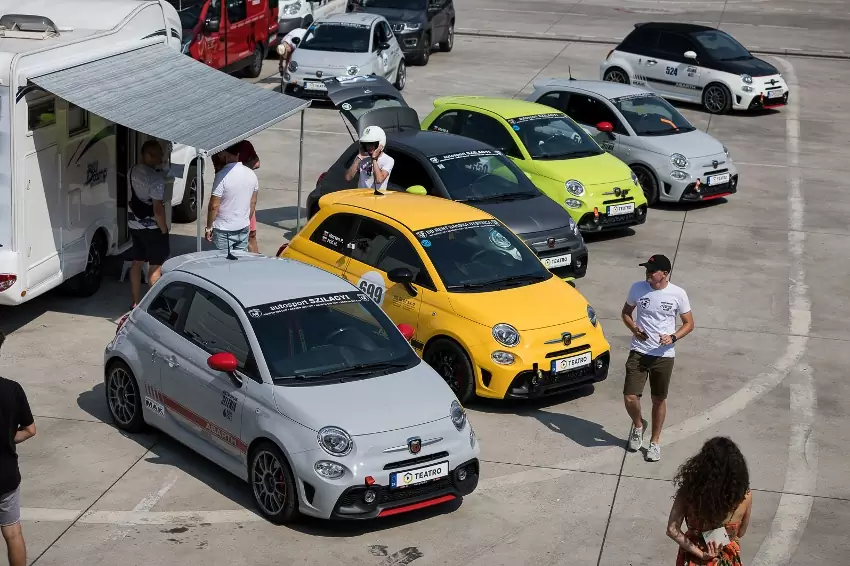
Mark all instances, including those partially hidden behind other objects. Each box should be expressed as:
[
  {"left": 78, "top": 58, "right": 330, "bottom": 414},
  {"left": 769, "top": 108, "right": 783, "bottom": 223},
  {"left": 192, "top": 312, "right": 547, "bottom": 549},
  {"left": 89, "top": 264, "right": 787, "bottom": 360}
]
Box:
[
  {"left": 173, "top": 162, "right": 201, "bottom": 223},
  {"left": 423, "top": 338, "right": 476, "bottom": 403},
  {"left": 631, "top": 164, "right": 659, "bottom": 205},
  {"left": 63, "top": 231, "right": 106, "bottom": 297},
  {"left": 249, "top": 440, "right": 300, "bottom": 524},
  {"left": 439, "top": 22, "right": 454, "bottom": 52},
  {"left": 603, "top": 67, "right": 630, "bottom": 84},
  {"left": 414, "top": 33, "right": 430, "bottom": 66},
  {"left": 702, "top": 83, "right": 732, "bottom": 114},
  {"left": 244, "top": 44, "right": 264, "bottom": 79},
  {"left": 394, "top": 58, "right": 406, "bottom": 91},
  {"left": 105, "top": 360, "right": 146, "bottom": 433}
]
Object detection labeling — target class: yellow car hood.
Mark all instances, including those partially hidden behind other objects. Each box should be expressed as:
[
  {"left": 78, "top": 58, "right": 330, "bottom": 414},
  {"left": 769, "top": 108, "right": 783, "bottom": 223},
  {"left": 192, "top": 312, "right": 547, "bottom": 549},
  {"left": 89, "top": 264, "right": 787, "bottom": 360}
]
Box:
[
  {"left": 447, "top": 276, "right": 590, "bottom": 332},
  {"left": 532, "top": 152, "right": 633, "bottom": 188}
]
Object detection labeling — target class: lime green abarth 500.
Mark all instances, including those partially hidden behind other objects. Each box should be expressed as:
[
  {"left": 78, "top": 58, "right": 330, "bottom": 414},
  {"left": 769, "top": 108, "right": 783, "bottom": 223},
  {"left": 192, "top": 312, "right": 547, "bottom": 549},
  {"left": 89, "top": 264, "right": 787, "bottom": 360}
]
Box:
[{"left": 421, "top": 96, "right": 649, "bottom": 232}]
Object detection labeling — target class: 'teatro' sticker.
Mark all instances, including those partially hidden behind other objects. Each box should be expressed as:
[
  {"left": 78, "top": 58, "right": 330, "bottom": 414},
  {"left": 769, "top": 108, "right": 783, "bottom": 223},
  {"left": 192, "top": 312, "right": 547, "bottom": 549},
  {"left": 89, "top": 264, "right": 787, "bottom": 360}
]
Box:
[
  {"left": 245, "top": 291, "right": 368, "bottom": 319},
  {"left": 414, "top": 218, "right": 500, "bottom": 240}
]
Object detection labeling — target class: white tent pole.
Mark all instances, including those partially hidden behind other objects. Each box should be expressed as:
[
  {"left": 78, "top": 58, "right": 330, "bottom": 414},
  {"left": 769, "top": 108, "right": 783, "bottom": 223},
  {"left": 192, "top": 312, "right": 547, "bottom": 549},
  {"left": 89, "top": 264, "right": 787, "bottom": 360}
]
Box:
[
  {"left": 196, "top": 149, "right": 203, "bottom": 252},
  {"left": 296, "top": 109, "right": 305, "bottom": 233}
]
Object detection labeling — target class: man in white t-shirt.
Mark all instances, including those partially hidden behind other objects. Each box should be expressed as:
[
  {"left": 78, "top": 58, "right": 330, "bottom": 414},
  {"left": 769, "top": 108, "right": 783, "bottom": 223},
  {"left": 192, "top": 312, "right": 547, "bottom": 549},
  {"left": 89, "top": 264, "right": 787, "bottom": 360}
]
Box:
[
  {"left": 620, "top": 254, "right": 694, "bottom": 462},
  {"left": 277, "top": 26, "right": 307, "bottom": 75},
  {"left": 344, "top": 125, "right": 394, "bottom": 192},
  {"left": 205, "top": 145, "right": 259, "bottom": 252}
]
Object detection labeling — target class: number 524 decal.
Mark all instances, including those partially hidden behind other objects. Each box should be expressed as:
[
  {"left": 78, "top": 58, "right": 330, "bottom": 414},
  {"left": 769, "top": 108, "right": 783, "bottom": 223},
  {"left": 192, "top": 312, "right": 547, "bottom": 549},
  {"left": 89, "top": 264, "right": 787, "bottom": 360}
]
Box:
[{"left": 665, "top": 66, "right": 678, "bottom": 76}]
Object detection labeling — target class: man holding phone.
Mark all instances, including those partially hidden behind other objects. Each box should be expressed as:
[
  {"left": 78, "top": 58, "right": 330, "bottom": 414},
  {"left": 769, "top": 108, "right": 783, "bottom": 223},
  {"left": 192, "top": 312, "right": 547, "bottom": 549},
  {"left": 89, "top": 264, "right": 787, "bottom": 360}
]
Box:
[
  {"left": 620, "top": 254, "right": 694, "bottom": 462},
  {"left": 344, "top": 126, "right": 394, "bottom": 192}
]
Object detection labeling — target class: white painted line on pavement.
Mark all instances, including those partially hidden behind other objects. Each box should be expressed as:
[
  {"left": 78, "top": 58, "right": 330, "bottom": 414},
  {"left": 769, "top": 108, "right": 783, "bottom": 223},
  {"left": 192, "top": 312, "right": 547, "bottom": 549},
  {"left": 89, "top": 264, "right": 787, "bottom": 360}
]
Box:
[
  {"left": 21, "top": 508, "right": 82, "bottom": 522},
  {"left": 132, "top": 470, "right": 180, "bottom": 512},
  {"left": 267, "top": 127, "right": 350, "bottom": 136},
  {"left": 77, "top": 509, "right": 265, "bottom": 525}
]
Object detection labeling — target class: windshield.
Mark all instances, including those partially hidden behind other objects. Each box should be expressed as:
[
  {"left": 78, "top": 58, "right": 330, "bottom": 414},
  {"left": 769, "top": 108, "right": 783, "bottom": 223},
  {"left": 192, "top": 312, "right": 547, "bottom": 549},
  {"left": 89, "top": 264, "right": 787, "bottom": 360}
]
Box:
[
  {"left": 167, "top": 0, "right": 208, "bottom": 29},
  {"left": 429, "top": 149, "right": 539, "bottom": 203},
  {"left": 299, "top": 22, "right": 371, "bottom": 53},
  {"left": 246, "top": 291, "right": 418, "bottom": 382},
  {"left": 692, "top": 30, "right": 752, "bottom": 61},
  {"left": 359, "top": 0, "right": 426, "bottom": 8},
  {"left": 612, "top": 94, "right": 695, "bottom": 136},
  {"left": 413, "top": 220, "right": 552, "bottom": 292},
  {"left": 507, "top": 113, "right": 604, "bottom": 159}
]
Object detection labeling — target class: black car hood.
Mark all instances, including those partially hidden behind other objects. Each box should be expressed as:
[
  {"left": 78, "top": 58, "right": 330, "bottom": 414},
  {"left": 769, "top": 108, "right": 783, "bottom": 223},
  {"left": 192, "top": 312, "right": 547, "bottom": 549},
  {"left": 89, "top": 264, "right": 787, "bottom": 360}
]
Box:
[
  {"left": 352, "top": 6, "right": 422, "bottom": 23},
  {"left": 469, "top": 194, "right": 575, "bottom": 237},
  {"left": 713, "top": 56, "right": 778, "bottom": 77}
]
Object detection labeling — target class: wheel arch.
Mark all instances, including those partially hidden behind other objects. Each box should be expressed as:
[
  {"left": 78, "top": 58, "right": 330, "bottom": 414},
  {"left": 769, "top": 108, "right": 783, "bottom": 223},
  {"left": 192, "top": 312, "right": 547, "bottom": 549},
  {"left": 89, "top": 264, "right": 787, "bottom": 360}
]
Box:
[{"left": 421, "top": 332, "right": 482, "bottom": 384}]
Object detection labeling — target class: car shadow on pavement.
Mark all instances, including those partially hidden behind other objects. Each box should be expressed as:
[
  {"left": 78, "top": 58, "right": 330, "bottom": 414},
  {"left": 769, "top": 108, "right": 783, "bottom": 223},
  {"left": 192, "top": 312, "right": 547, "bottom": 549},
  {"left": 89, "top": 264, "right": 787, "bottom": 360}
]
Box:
[
  {"left": 668, "top": 99, "right": 782, "bottom": 118},
  {"left": 581, "top": 227, "right": 638, "bottom": 244},
  {"left": 77, "top": 382, "right": 468, "bottom": 535},
  {"left": 651, "top": 197, "right": 729, "bottom": 214}
]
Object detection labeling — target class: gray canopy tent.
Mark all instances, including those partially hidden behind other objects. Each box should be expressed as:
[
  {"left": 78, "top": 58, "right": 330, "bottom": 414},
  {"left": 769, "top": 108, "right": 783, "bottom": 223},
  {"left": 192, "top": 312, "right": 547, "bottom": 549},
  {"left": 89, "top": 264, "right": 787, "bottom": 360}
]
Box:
[{"left": 28, "top": 42, "right": 311, "bottom": 252}]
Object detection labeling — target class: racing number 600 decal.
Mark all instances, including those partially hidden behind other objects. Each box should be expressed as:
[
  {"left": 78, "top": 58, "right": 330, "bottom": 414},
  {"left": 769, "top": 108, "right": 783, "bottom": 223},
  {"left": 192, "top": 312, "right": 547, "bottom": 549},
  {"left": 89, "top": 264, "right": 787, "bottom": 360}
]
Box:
[{"left": 357, "top": 271, "right": 387, "bottom": 306}]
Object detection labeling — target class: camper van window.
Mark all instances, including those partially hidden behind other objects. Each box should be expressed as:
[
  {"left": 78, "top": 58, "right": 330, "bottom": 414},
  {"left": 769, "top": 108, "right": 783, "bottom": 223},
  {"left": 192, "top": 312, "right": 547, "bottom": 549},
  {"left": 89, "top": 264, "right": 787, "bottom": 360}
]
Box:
[
  {"left": 226, "top": 0, "right": 247, "bottom": 23},
  {"left": 28, "top": 99, "right": 56, "bottom": 131},
  {"left": 68, "top": 103, "right": 89, "bottom": 137}
]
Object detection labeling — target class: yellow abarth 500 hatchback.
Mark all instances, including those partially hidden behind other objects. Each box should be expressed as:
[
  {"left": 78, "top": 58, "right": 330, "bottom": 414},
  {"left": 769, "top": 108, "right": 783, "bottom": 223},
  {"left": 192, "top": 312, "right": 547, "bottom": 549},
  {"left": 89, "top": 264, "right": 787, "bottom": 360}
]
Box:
[
  {"left": 420, "top": 96, "right": 649, "bottom": 232},
  {"left": 278, "top": 188, "right": 611, "bottom": 403}
]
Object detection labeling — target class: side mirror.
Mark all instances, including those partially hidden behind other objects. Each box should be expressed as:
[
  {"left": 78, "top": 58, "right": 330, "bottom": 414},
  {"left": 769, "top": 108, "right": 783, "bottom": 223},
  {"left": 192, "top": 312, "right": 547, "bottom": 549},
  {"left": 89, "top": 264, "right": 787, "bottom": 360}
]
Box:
[
  {"left": 204, "top": 18, "right": 220, "bottom": 33},
  {"left": 596, "top": 121, "right": 614, "bottom": 133},
  {"left": 378, "top": 42, "right": 391, "bottom": 51},
  {"left": 406, "top": 185, "right": 427, "bottom": 195},
  {"left": 684, "top": 50, "right": 697, "bottom": 60},
  {"left": 387, "top": 267, "right": 417, "bottom": 296},
  {"left": 208, "top": 352, "right": 238, "bottom": 372},
  {"left": 397, "top": 323, "right": 415, "bottom": 341}
]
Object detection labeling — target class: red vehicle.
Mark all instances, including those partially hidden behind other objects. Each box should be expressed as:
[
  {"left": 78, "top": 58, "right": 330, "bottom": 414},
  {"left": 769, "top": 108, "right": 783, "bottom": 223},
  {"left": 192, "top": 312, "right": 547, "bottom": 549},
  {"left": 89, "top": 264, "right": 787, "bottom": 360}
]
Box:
[{"left": 171, "top": 0, "right": 280, "bottom": 77}]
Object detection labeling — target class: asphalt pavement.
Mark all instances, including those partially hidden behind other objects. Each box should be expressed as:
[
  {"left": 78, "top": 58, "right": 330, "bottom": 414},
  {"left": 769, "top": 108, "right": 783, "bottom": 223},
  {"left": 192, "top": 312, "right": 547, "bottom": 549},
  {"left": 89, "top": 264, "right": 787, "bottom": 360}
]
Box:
[{"left": 1, "top": 2, "right": 848, "bottom": 564}]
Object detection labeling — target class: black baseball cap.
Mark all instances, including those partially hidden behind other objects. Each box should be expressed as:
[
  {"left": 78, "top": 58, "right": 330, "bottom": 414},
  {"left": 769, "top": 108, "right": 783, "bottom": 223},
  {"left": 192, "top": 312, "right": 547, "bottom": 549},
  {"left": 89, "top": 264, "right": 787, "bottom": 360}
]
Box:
[{"left": 639, "top": 254, "right": 672, "bottom": 272}]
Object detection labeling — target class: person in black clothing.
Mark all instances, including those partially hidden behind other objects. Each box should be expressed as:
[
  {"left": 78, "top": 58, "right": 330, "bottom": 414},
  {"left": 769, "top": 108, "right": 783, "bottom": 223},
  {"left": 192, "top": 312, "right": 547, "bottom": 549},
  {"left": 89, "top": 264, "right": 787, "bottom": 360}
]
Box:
[{"left": 0, "top": 332, "right": 36, "bottom": 566}]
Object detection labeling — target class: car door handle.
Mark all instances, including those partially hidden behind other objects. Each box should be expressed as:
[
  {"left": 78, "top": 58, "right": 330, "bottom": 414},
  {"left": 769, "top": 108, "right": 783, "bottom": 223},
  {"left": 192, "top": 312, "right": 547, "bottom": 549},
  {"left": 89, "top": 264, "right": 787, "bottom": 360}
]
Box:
[
  {"left": 166, "top": 355, "right": 180, "bottom": 368},
  {"left": 646, "top": 59, "right": 657, "bottom": 65}
]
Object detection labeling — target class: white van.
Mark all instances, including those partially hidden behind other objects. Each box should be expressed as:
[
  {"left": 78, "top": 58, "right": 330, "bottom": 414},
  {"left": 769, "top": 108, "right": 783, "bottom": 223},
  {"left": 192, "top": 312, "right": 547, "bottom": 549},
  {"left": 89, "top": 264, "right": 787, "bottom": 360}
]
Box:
[
  {"left": 277, "top": 0, "right": 346, "bottom": 36},
  {"left": 0, "top": 1, "right": 200, "bottom": 306}
]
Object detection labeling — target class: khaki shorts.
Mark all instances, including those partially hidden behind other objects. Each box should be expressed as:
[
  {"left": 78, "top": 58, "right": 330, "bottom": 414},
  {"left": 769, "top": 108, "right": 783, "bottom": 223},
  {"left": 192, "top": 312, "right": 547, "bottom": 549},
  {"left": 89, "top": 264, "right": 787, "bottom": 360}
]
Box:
[{"left": 623, "top": 350, "right": 675, "bottom": 399}]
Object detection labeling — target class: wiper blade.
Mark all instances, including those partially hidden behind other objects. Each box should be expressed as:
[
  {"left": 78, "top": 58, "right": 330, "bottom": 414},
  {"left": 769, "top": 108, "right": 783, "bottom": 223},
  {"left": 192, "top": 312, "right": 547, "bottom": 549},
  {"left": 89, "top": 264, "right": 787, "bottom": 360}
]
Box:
[
  {"left": 314, "top": 361, "right": 408, "bottom": 377},
  {"left": 484, "top": 273, "right": 549, "bottom": 286},
  {"left": 461, "top": 192, "right": 534, "bottom": 203}
]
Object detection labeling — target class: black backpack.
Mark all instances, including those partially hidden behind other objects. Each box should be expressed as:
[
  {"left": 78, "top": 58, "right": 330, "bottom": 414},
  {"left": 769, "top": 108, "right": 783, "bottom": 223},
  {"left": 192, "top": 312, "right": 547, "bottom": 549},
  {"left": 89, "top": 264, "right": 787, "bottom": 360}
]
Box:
[{"left": 128, "top": 165, "right": 155, "bottom": 220}]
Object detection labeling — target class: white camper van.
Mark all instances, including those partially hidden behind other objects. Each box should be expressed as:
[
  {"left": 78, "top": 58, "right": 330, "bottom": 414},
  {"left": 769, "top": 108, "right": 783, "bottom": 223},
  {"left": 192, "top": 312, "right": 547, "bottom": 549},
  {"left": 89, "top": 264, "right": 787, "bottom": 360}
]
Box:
[{"left": 0, "top": 0, "right": 200, "bottom": 306}]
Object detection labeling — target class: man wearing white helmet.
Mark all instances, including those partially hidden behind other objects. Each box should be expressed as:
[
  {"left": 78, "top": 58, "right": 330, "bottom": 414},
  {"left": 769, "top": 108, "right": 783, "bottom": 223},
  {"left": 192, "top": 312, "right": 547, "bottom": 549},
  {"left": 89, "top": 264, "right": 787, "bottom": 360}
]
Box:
[{"left": 344, "top": 125, "right": 394, "bottom": 192}]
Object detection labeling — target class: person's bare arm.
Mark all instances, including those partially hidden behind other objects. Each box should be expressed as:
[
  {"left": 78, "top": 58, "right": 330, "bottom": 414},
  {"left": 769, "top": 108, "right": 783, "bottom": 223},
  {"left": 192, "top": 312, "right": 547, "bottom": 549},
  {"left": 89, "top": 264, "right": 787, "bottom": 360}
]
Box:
[
  {"left": 666, "top": 493, "right": 718, "bottom": 560},
  {"left": 152, "top": 199, "right": 167, "bottom": 233},
  {"left": 249, "top": 191, "right": 258, "bottom": 219},
  {"left": 15, "top": 423, "right": 36, "bottom": 444},
  {"left": 661, "top": 311, "right": 695, "bottom": 345},
  {"left": 344, "top": 155, "right": 362, "bottom": 182},
  {"left": 737, "top": 491, "right": 753, "bottom": 539},
  {"left": 621, "top": 301, "right": 648, "bottom": 340},
  {"left": 207, "top": 196, "right": 221, "bottom": 228},
  {"left": 373, "top": 161, "right": 390, "bottom": 184}
]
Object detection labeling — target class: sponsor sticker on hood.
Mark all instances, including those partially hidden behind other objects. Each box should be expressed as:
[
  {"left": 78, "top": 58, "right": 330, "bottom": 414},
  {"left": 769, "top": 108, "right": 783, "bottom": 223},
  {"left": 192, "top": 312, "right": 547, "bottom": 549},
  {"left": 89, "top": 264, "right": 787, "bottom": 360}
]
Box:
[{"left": 246, "top": 291, "right": 369, "bottom": 319}]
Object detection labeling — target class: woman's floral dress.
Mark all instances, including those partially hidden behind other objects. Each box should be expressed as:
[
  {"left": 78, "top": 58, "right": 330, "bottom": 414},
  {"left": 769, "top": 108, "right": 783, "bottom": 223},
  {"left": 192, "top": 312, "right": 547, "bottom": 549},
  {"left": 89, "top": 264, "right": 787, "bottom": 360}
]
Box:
[{"left": 675, "top": 518, "right": 742, "bottom": 566}]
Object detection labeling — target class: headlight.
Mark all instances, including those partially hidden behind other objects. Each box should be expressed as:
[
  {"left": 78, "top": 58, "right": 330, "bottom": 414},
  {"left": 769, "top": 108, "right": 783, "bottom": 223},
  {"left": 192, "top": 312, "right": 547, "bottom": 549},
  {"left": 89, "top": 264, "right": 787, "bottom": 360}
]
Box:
[
  {"left": 564, "top": 198, "right": 582, "bottom": 209},
  {"left": 631, "top": 170, "right": 640, "bottom": 186},
  {"left": 288, "top": 60, "right": 298, "bottom": 72},
  {"left": 723, "top": 146, "right": 730, "bottom": 158},
  {"left": 403, "top": 22, "right": 421, "bottom": 31},
  {"left": 670, "top": 153, "right": 688, "bottom": 169},
  {"left": 317, "top": 426, "right": 352, "bottom": 456},
  {"left": 587, "top": 304, "right": 598, "bottom": 327},
  {"left": 491, "top": 351, "right": 515, "bottom": 365},
  {"left": 347, "top": 65, "right": 358, "bottom": 76},
  {"left": 565, "top": 179, "right": 585, "bottom": 196},
  {"left": 283, "top": 1, "right": 301, "bottom": 15},
  {"left": 741, "top": 74, "right": 752, "bottom": 84},
  {"left": 314, "top": 461, "right": 345, "bottom": 479},
  {"left": 492, "top": 323, "right": 520, "bottom": 347},
  {"left": 450, "top": 400, "right": 467, "bottom": 431}
]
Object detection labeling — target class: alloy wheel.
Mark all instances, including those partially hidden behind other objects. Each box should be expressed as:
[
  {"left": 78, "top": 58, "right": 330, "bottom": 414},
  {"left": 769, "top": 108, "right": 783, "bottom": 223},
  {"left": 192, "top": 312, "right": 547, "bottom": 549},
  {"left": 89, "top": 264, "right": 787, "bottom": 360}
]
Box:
[
  {"left": 704, "top": 85, "right": 727, "bottom": 113},
  {"left": 252, "top": 450, "right": 287, "bottom": 516},
  {"left": 107, "top": 367, "right": 137, "bottom": 426},
  {"left": 604, "top": 69, "right": 628, "bottom": 83}
]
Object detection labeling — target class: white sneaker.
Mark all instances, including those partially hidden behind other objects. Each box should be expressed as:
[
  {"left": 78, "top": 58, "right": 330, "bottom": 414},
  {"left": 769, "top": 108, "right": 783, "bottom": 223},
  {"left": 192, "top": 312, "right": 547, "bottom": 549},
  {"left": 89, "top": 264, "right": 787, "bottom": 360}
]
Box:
[
  {"left": 646, "top": 442, "right": 661, "bottom": 462},
  {"left": 628, "top": 423, "right": 645, "bottom": 451}
]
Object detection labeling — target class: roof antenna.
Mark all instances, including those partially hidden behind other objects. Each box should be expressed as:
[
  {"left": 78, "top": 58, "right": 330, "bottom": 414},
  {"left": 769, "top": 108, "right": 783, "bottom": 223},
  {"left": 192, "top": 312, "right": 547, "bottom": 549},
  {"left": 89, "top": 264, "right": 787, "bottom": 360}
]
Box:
[{"left": 226, "top": 236, "right": 237, "bottom": 261}]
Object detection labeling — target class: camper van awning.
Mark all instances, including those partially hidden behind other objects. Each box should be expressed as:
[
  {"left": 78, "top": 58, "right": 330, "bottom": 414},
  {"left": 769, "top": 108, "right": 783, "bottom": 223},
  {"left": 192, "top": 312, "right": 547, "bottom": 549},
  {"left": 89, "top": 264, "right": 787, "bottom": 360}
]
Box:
[{"left": 28, "top": 43, "right": 309, "bottom": 156}]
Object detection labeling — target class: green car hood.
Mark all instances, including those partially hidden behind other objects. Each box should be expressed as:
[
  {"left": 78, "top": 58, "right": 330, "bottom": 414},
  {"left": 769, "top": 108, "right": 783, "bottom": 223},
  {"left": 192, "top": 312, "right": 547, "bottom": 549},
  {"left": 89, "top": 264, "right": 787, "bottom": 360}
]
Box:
[{"left": 530, "top": 152, "right": 634, "bottom": 189}]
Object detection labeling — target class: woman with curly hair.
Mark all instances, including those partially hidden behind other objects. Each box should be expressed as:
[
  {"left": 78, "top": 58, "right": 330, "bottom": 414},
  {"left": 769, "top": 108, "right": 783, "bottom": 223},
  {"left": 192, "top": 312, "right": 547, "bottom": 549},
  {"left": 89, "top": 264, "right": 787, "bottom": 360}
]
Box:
[{"left": 666, "top": 436, "right": 753, "bottom": 565}]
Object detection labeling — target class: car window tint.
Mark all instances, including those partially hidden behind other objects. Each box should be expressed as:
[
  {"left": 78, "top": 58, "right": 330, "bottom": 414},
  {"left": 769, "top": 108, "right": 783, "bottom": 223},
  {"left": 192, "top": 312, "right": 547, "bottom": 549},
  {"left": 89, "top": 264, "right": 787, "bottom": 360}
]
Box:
[
  {"left": 351, "top": 217, "right": 433, "bottom": 288},
  {"left": 564, "top": 94, "right": 625, "bottom": 133},
  {"left": 148, "top": 283, "right": 191, "bottom": 329},
  {"left": 226, "top": 0, "right": 246, "bottom": 23},
  {"left": 458, "top": 112, "right": 522, "bottom": 158},
  {"left": 309, "top": 213, "right": 357, "bottom": 254},
  {"left": 182, "top": 289, "right": 251, "bottom": 367},
  {"left": 382, "top": 149, "right": 434, "bottom": 193},
  {"left": 620, "top": 27, "right": 659, "bottom": 52},
  {"left": 657, "top": 32, "right": 696, "bottom": 60},
  {"left": 535, "top": 91, "right": 564, "bottom": 111},
  {"left": 372, "top": 25, "right": 381, "bottom": 50},
  {"left": 429, "top": 110, "right": 459, "bottom": 133}
]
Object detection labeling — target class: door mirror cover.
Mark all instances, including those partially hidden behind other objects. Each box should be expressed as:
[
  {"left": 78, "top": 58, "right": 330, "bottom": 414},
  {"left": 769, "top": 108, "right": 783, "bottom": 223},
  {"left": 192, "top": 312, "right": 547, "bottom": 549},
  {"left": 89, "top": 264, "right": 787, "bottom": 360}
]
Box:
[
  {"left": 397, "top": 323, "right": 415, "bottom": 341},
  {"left": 596, "top": 121, "right": 614, "bottom": 133},
  {"left": 684, "top": 50, "right": 697, "bottom": 60},
  {"left": 208, "top": 352, "right": 238, "bottom": 372},
  {"left": 406, "top": 185, "right": 427, "bottom": 195},
  {"left": 387, "top": 267, "right": 414, "bottom": 284}
]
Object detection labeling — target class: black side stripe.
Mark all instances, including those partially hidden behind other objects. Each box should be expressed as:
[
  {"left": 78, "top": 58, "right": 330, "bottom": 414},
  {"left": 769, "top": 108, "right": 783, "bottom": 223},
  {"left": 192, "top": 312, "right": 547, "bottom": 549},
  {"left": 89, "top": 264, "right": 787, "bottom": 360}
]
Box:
[
  {"left": 170, "top": 28, "right": 180, "bottom": 40},
  {"left": 75, "top": 125, "right": 117, "bottom": 165},
  {"left": 141, "top": 29, "right": 166, "bottom": 40},
  {"left": 411, "top": 339, "right": 425, "bottom": 350},
  {"left": 645, "top": 77, "right": 703, "bottom": 92}
]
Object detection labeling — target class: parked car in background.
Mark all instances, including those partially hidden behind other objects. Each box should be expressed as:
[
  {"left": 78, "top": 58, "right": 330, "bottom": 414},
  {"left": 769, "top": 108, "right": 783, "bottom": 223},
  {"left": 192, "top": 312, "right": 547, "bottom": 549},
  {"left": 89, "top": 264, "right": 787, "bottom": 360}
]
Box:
[
  {"left": 527, "top": 78, "right": 738, "bottom": 204},
  {"left": 346, "top": 0, "right": 455, "bottom": 66},
  {"left": 171, "top": 0, "right": 279, "bottom": 78},
  {"left": 277, "top": 0, "right": 346, "bottom": 37}
]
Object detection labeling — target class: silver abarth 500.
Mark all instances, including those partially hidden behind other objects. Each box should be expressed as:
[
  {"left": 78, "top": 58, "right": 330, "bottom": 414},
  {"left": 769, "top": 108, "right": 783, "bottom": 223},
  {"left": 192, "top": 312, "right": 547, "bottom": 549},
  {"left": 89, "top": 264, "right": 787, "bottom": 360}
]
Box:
[
  {"left": 103, "top": 250, "right": 479, "bottom": 523},
  {"left": 527, "top": 78, "right": 739, "bottom": 205}
]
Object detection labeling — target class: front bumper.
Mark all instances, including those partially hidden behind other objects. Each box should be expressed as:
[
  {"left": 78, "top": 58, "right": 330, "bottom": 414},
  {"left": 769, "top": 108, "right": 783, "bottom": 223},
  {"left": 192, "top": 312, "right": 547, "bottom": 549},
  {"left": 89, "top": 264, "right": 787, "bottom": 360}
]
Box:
[
  {"left": 521, "top": 229, "right": 588, "bottom": 280},
  {"left": 394, "top": 30, "right": 426, "bottom": 56},
  {"left": 283, "top": 68, "right": 359, "bottom": 99},
  {"left": 657, "top": 156, "right": 740, "bottom": 202},
  {"left": 732, "top": 75, "right": 790, "bottom": 111},
  {"left": 288, "top": 419, "right": 480, "bottom": 519},
  {"left": 574, "top": 198, "right": 648, "bottom": 232}
]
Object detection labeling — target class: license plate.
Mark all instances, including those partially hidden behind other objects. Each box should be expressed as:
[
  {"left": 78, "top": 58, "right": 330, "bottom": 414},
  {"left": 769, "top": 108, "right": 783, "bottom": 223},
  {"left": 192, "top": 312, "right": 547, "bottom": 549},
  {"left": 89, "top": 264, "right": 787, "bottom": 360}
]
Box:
[
  {"left": 707, "top": 172, "right": 730, "bottom": 185},
  {"left": 542, "top": 253, "right": 571, "bottom": 269},
  {"left": 390, "top": 460, "right": 449, "bottom": 488},
  {"left": 303, "top": 81, "right": 327, "bottom": 91},
  {"left": 607, "top": 203, "right": 634, "bottom": 216},
  {"left": 550, "top": 351, "right": 592, "bottom": 374},
  {"left": 767, "top": 89, "right": 783, "bottom": 98}
]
